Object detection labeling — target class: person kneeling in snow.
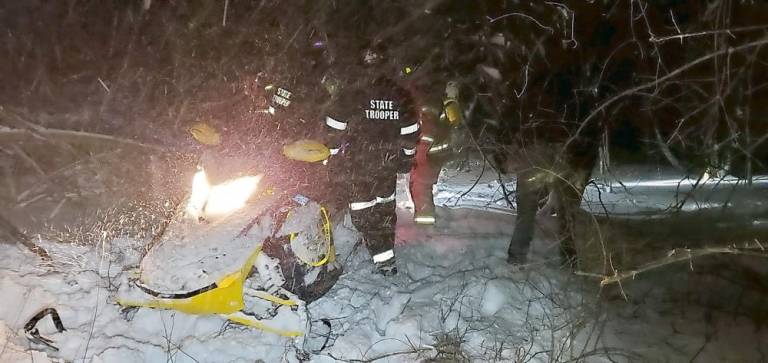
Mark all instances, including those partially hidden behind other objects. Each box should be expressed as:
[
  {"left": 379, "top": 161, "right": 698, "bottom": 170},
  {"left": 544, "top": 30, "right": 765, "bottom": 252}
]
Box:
[
  {"left": 252, "top": 29, "right": 344, "bottom": 301},
  {"left": 185, "top": 77, "right": 342, "bottom": 303}
]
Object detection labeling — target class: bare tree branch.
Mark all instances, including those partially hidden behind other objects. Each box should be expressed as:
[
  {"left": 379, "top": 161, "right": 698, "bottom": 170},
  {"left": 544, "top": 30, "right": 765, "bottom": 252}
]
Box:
[
  {"left": 564, "top": 36, "right": 768, "bottom": 153},
  {"left": 585, "top": 244, "right": 768, "bottom": 286},
  {"left": 0, "top": 213, "right": 51, "bottom": 262},
  {"left": 651, "top": 24, "right": 768, "bottom": 43}
]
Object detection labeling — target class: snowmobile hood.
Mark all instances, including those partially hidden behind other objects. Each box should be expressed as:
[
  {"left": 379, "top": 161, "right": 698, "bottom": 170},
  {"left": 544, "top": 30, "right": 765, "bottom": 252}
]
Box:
[{"left": 139, "top": 193, "right": 277, "bottom": 293}]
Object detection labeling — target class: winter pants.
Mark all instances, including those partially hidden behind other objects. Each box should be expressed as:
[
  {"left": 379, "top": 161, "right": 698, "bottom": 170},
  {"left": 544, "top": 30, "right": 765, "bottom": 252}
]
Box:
[
  {"left": 409, "top": 149, "right": 452, "bottom": 214},
  {"left": 334, "top": 153, "right": 399, "bottom": 265},
  {"left": 350, "top": 200, "right": 397, "bottom": 262}
]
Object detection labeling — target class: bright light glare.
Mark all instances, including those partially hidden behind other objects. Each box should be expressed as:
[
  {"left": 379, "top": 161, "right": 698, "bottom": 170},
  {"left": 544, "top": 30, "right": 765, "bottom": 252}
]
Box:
[
  {"left": 186, "top": 168, "right": 211, "bottom": 220},
  {"left": 205, "top": 175, "right": 260, "bottom": 215},
  {"left": 185, "top": 168, "right": 261, "bottom": 219}
]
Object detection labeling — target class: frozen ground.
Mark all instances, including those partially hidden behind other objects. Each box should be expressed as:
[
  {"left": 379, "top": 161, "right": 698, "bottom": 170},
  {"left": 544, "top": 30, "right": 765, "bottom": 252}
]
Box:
[{"left": 1, "top": 160, "right": 767, "bottom": 362}]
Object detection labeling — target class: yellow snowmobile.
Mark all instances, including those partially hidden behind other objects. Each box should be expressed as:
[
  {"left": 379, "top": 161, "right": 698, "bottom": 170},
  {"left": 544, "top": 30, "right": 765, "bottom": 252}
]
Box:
[{"left": 117, "top": 145, "right": 339, "bottom": 339}]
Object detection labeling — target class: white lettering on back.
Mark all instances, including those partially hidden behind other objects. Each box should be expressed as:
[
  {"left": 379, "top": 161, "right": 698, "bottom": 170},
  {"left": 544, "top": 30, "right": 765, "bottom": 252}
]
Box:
[
  {"left": 273, "top": 87, "right": 293, "bottom": 108},
  {"left": 365, "top": 99, "right": 399, "bottom": 120}
]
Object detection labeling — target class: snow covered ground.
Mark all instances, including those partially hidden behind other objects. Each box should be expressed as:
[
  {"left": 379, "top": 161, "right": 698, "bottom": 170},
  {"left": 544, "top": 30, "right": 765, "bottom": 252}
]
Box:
[
  {"left": 432, "top": 158, "right": 517, "bottom": 214},
  {"left": 2, "top": 159, "right": 767, "bottom": 362},
  {"left": 0, "top": 204, "right": 585, "bottom": 362}
]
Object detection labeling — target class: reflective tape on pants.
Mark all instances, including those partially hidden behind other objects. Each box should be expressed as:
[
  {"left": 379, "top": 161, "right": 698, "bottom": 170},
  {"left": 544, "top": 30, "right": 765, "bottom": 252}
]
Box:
[
  {"left": 325, "top": 116, "right": 348, "bottom": 130},
  {"left": 372, "top": 249, "right": 394, "bottom": 263},
  {"left": 414, "top": 215, "right": 436, "bottom": 224},
  {"left": 428, "top": 143, "right": 449, "bottom": 154},
  {"left": 377, "top": 193, "right": 395, "bottom": 204},
  {"left": 349, "top": 193, "right": 395, "bottom": 211},
  {"left": 350, "top": 199, "right": 377, "bottom": 211},
  {"left": 400, "top": 122, "right": 419, "bottom": 135}
]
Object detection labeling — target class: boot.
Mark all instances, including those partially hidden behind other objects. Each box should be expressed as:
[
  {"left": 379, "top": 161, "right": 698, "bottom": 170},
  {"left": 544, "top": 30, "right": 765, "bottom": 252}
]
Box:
[
  {"left": 374, "top": 258, "right": 398, "bottom": 276},
  {"left": 414, "top": 209, "right": 436, "bottom": 225},
  {"left": 413, "top": 197, "right": 437, "bottom": 225}
]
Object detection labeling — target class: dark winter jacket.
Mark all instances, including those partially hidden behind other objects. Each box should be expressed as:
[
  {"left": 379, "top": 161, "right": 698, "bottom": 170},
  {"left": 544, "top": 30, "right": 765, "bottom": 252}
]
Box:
[
  {"left": 322, "top": 74, "right": 420, "bottom": 202},
  {"left": 251, "top": 75, "right": 333, "bottom": 202}
]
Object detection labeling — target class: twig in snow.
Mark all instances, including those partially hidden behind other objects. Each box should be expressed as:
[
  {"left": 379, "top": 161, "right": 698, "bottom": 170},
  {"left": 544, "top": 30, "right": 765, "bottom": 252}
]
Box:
[
  {"left": 514, "top": 65, "right": 529, "bottom": 98},
  {"left": 328, "top": 347, "right": 434, "bottom": 363},
  {"left": 588, "top": 244, "right": 768, "bottom": 286},
  {"left": 81, "top": 283, "right": 101, "bottom": 361},
  {"left": 0, "top": 213, "right": 51, "bottom": 262}
]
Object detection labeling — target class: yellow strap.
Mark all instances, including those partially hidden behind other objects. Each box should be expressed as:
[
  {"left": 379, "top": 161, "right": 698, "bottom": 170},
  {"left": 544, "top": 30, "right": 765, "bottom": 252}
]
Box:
[
  {"left": 250, "top": 290, "right": 298, "bottom": 306},
  {"left": 289, "top": 206, "right": 334, "bottom": 267},
  {"left": 114, "top": 301, "right": 305, "bottom": 337},
  {"left": 239, "top": 245, "right": 263, "bottom": 277},
  {"left": 224, "top": 312, "right": 304, "bottom": 337}
]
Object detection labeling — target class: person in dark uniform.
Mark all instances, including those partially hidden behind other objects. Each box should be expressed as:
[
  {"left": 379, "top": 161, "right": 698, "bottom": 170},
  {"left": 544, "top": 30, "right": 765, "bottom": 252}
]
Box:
[
  {"left": 255, "top": 30, "right": 347, "bottom": 302},
  {"left": 321, "top": 45, "right": 420, "bottom": 275},
  {"left": 190, "top": 19, "right": 343, "bottom": 302},
  {"left": 251, "top": 25, "right": 335, "bottom": 196}
]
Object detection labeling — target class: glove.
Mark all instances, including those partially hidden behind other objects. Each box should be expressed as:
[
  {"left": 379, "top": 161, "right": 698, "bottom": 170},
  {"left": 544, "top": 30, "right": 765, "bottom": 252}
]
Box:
[
  {"left": 282, "top": 139, "right": 331, "bottom": 162},
  {"left": 188, "top": 122, "right": 221, "bottom": 146}
]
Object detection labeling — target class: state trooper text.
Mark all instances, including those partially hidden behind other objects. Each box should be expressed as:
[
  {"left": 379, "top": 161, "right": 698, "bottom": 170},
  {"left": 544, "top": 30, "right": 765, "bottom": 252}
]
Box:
[
  {"left": 365, "top": 99, "right": 399, "bottom": 120},
  {"left": 273, "top": 87, "right": 292, "bottom": 108}
]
